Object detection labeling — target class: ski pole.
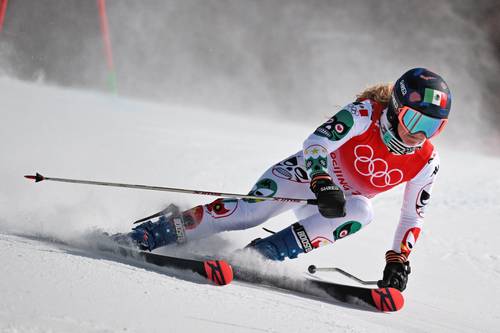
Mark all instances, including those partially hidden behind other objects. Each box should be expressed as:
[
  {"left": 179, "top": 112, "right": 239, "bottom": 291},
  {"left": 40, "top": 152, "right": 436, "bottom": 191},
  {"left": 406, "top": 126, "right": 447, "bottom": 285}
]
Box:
[
  {"left": 24, "top": 173, "right": 318, "bottom": 205},
  {"left": 307, "top": 265, "right": 378, "bottom": 285}
]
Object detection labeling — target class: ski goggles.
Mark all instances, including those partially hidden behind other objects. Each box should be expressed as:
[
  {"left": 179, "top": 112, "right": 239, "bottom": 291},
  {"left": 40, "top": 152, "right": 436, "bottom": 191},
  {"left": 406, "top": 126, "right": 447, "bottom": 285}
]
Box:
[{"left": 397, "top": 106, "right": 447, "bottom": 139}]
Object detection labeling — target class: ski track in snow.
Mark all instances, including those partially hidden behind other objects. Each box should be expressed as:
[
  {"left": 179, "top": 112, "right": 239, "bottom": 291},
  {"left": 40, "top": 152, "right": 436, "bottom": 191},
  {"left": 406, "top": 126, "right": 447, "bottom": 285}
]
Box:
[{"left": 1, "top": 78, "right": 500, "bottom": 332}]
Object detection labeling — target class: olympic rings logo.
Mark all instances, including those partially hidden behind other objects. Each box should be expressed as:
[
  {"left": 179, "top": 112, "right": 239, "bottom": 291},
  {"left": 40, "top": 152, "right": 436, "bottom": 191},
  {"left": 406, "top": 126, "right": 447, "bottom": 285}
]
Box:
[{"left": 354, "top": 145, "right": 403, "bottom": 188}]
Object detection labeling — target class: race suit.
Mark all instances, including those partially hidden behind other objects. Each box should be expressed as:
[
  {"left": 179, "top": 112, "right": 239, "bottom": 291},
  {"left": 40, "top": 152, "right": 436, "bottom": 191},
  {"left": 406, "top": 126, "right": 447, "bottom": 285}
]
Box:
[{"left": 178, "top": 99, "right": 439, "bottom": 259}]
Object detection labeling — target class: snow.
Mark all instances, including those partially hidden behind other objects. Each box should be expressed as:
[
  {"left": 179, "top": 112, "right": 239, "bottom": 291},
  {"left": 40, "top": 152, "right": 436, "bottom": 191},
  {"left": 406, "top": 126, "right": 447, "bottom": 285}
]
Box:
[{"left": 1, "top": 78, "right": 500, "bottom": 332}]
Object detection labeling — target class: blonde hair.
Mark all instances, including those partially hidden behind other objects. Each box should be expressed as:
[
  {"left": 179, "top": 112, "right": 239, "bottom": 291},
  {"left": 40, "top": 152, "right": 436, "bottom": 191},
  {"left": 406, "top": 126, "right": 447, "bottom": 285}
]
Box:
[{"left": 355, "top": 83, "right": 393, "bottom": 106}]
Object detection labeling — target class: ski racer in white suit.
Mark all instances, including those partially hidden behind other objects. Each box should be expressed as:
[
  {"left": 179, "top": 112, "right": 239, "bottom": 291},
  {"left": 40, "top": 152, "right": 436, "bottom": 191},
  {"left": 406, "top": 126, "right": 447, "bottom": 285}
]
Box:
[{"left": 129, "top": 68, "right": 451, "bottom": 291}]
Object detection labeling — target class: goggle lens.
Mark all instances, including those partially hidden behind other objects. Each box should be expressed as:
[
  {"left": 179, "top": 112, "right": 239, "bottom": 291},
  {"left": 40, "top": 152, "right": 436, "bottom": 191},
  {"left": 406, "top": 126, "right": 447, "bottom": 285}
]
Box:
[{"left": 398, "top": 107, "right": 447, "bottom": 138}]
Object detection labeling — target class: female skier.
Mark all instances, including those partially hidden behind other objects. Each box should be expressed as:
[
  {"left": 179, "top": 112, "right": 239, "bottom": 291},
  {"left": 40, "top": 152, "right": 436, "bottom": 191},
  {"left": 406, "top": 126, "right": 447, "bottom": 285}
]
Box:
[{"left": 125, "top": 68, "right": 451, "bottom": 291}]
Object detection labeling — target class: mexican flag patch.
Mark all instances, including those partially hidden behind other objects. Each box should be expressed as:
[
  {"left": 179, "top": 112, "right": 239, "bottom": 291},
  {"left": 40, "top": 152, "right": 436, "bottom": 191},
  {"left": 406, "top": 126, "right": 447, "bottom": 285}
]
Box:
[{"left": 424, "top": 88, "right": 447, "bottom": 108}]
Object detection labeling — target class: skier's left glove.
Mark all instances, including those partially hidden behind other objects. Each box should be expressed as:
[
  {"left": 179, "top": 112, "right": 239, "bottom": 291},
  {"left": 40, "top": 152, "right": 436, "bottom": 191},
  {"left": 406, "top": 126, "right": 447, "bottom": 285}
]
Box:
[{"left": 377, "top": 250, "right": 411, "bottom": 292}]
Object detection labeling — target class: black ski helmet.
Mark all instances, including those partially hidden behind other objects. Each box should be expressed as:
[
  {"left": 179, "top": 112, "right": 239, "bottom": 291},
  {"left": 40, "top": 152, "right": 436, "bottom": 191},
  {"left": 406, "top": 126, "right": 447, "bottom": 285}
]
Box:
[{"left": 387, "top": 68, "right": 452, "bottom": 131}]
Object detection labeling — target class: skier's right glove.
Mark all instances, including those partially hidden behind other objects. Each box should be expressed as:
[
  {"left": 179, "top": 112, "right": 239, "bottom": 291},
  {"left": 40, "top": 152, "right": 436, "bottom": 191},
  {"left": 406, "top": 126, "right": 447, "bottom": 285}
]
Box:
[
  {"left": 310, "top": 173, "right": 346, "bottom": 218},
  {"left": 377, "top": 250, "right": 411, "bottom": 292}
]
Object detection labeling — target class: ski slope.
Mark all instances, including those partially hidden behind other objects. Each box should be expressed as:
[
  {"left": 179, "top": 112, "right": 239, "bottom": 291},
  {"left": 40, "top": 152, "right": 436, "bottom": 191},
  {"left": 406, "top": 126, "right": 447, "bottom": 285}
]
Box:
[{"left": 1, "top": 78, "right": 500, "bottom": 332}]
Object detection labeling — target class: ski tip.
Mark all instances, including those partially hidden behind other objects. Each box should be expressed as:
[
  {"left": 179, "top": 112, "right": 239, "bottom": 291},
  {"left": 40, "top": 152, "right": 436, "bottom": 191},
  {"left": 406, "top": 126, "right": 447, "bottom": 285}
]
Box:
[
  {"left": 203, "top": 260, "right": 234, "bottom": 286},
  {"left": 371, "top": 287, "right": 405, "bottom": 312},
  {"left": 24, "top": 173, "right": 45, "bottom": 183}
]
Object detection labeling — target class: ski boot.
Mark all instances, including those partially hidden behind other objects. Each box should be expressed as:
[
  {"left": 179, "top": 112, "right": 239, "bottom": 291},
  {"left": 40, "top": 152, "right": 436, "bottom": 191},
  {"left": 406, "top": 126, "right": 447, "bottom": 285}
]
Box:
[
  {"left": 114, "top": 204, "right": 187, "bottom": 251},
  {"left": 246, "top": 223, "right": 309, "bottom": 261}
]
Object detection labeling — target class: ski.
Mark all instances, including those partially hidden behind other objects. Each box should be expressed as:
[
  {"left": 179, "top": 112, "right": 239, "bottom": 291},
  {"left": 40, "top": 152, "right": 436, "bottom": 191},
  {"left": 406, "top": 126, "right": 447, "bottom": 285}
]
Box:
[
  {"left": 307, "top": 279, "right": 404, "bottom": 312},
  {"left": 21, "top": 233, "right": 234, "bottom": 286},
  {"left": 110, "top": 246, "right": 234, "bottom": 286},
  {"left": 231, "top": 265, "right": 404, "bottom": 312}
]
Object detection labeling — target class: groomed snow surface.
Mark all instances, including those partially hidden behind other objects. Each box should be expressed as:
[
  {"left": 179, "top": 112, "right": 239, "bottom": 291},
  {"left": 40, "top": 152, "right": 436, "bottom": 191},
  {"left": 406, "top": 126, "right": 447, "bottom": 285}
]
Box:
[{"left": 1, "top": 78, "right": 499, "bottom": 332}]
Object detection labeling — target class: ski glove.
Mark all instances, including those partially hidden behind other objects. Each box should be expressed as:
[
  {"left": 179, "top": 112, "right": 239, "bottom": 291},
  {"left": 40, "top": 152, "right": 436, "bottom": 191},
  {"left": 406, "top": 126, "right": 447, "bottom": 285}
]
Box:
[
  {"left": 310, "top": 173, "right": 346, "bottom": 218},
  {"left": 377, "top": 250, "right": 411, "bottom": 292}
]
